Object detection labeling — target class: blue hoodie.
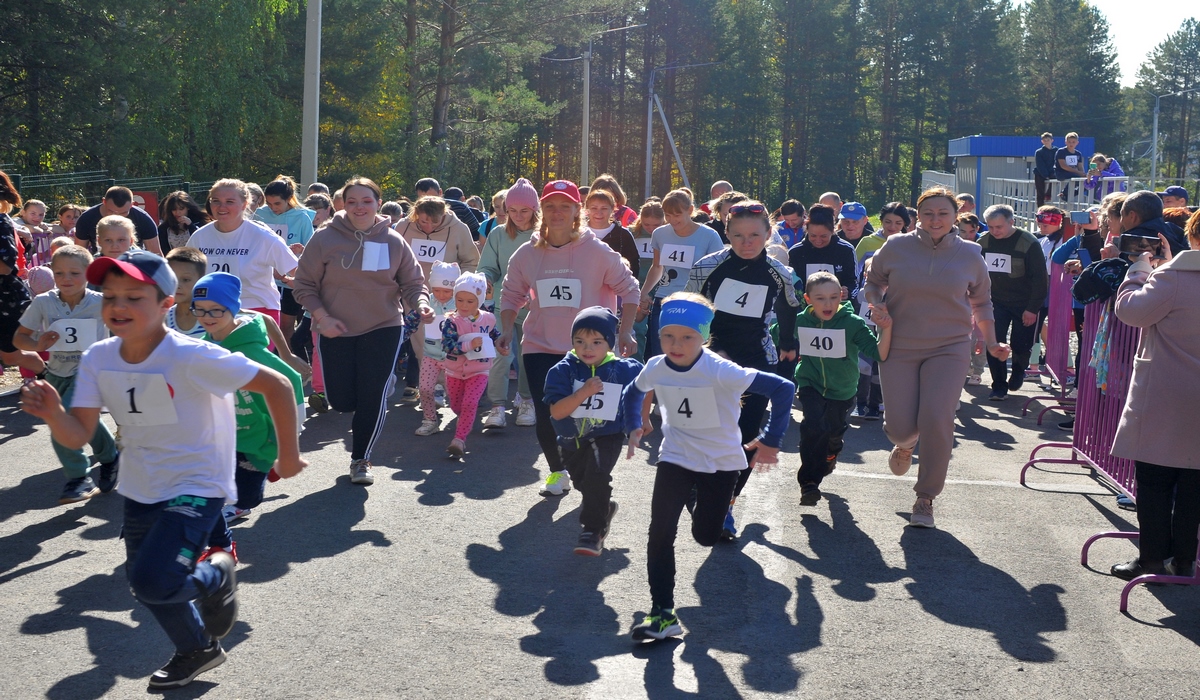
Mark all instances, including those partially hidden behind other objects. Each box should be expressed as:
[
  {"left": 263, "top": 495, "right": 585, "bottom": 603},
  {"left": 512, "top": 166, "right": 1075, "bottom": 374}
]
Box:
[{"left": 543, "top": 351, "right": 646, "bottom": 445}]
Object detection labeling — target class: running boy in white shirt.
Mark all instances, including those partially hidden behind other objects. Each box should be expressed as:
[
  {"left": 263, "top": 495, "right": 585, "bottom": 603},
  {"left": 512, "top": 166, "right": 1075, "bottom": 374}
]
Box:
[
  {"left": 14, "top": 244, "right": 118, "bottom": 504},
  {"left": 20, "top": 249, "right": 306, "bottom": 690},
  {"left": 627, "top": 293, "right": 794, "bottom": 641}
]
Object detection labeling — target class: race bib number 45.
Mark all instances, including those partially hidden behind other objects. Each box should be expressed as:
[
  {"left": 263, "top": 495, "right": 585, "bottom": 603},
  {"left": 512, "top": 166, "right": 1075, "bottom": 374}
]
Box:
[
  {"left": 984, "top": 253, "right": 1011, "bottom": 274},
  {"left": 713, "top": 279, "right": 767, "bottom": 318},
  {"left": 47, "top": 318, "right": 98, "bottom": 352},
  {"left": 796, "top": 327, "right": 847, "bottom": 359},
  {"left": 98, "top": 371, "right": 180, "bottom": 426},
  {"left": 535, "top": 278, "right": 582, "bottom": 308},
  {"left": 570, "top": 380, "right": 622, "bottom": 421},
  {"left": 656, "top": 385, "right": 721, "bottom": 430}
]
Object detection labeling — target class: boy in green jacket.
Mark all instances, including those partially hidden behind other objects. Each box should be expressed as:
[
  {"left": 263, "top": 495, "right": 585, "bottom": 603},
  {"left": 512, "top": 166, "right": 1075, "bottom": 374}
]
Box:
[
  {"left": 191, "top": 272, "right": 307, "bottom": 559},
  {"left": 794, "top": 271, "right": 892, "bottom": 505}
]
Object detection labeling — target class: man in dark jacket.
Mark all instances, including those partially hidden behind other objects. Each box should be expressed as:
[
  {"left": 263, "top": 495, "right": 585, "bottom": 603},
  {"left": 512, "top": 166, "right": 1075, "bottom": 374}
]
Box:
[
  {"left": 979, "top": 204, "right": 1047, "bottom": 399},
  {"left": 1120, "top": 190, "right": 1188, "bottom": 256},
  {"left": 415, "top": 178, "right": 482, "bottom": 240}
]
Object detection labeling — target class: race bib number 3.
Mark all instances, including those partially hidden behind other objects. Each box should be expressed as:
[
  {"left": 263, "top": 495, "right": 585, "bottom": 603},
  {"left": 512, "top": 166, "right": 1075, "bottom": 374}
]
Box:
[
  {"left": 984, "top": 253, "right": 1011, "bottom": 274},
  {"left": 713, "top": 279, "right": 768, "bottom": 318},
  {"left": 796, "top": 327, "right": 847, "bottom": 359},
  {"left": 47, "top": 318, "right": 98, "bottom": 352},
  {"left": 98, "top": 371, "right": 180, "bottom": 426},
  {"left": 656, "top": 385, "right": 721, "bottom": 430},
  {"left": 412, "top": 239, "right": 447, "bottom": 264},
  {"left": 661, "top": 244, "right": 695, "bottom": 268},
  {"left": 637, "top": 239, "right": 654, "bottom": 259},
  {"left": 570, "top": 380, "right": 622, "bottom": 421},
  {"left": 535, "top": 278, "right": 582, "bottom": 308}
]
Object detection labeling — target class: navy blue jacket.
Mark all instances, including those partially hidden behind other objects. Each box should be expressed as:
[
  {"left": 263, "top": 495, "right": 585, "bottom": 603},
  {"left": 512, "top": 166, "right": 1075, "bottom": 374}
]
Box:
[{"left": 543, "top": 352, "right": 645, "bottom": 445}]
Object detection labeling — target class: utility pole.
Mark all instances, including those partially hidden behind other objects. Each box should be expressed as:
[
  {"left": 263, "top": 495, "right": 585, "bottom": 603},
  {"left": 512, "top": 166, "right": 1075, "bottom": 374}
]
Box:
[
  {"left": 300, "top": 0, "right": 322, "bottom": 189},
  {"left": 643, "top": 61, "right": 721, "bottom": 201},
  {"left": 1145, "top": 85, "right": 1200, "bottom": 190}
]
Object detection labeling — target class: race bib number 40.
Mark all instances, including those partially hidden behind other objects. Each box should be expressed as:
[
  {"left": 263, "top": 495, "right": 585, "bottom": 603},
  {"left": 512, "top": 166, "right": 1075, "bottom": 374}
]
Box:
[
  {"left": 570, "top": 380, "right": 622, "bottom": 421},
  {"left": 984, "top": 253, "right": 1011, "bottom": 274},
  {"left": 713, "top": 279, "right": 767, "bottom": 318},
  {"left": 535, "top": 278, "right": 582, "bottom": 308},
  {"left": 47, "top": 318, "right": 98, "bottom": 352},
  {"left": 796, "top": 327, "right": 847, "bottom": 359},
  {"left": 98, "top": 371, "right": 180, "bottom": 426},
  {"left": 656, "top": 385, "right": 721, "bottom": 430},
  {"left": 412, "top": 239, "right": 447, "bottom": 264},
  {"left": 661, "top": 244, "right": 695, "bottom": 268}
]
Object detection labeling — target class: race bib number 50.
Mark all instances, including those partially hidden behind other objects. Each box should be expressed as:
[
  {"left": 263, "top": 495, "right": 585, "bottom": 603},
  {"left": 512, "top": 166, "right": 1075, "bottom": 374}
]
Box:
[
  {"left": 656, "top": 385, "right": 721, "bottom": 430},
  {"left": 535, "top": 278, "right": 582, "bottom": 308},
  {"left": 98, "top": 371, "right": 179, "bottom": 426}
]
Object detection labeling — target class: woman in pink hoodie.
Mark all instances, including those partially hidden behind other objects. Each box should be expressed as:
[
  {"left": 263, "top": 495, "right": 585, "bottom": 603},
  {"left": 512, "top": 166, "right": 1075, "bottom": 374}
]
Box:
[{"left": 498, "top": 179, "right": 641, "bottom": 498}]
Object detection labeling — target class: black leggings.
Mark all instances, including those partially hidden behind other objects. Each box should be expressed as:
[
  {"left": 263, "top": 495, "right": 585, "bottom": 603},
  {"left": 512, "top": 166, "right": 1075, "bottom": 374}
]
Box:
[
  {"left": 1135, "top": 460, "right": 1200, "bottom": 566},
  {"left": 524, "top": 352, "right": 565, "bottom": 472},
  {"left": 319, "top": 325, "right": 405, "bottom": 460},
  {"left": 647, "top": 462, "right": 740, "bottom": 610},
  {"left": 562, "top": 433, "right": 624, "bottom": 533},
  {"left": 733, "top": 357, "right": 775, "bottom": 498}
]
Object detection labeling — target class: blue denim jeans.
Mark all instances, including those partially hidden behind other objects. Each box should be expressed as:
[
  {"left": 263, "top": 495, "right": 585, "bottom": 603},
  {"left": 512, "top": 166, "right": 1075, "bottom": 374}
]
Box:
[{"left": 123, "top": 495, "right": 228, "bottom": 654}]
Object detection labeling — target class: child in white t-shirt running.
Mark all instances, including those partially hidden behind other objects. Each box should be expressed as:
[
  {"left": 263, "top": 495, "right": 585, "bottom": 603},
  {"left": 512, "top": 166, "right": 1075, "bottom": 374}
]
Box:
[
  {"left": 14, "top": 244, "right": 118, "bottom": 504},
  {"left": 627, "top": 292, "right": 794, "bottom": 641},
  {"left": 20, "top": 249, "right": 306, "bottom": 690}
]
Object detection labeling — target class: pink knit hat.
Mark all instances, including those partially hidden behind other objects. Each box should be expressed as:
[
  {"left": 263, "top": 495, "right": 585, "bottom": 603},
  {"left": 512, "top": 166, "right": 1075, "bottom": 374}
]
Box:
[{"left": 505, "top": 178, "right": 540, "bottom": 211}]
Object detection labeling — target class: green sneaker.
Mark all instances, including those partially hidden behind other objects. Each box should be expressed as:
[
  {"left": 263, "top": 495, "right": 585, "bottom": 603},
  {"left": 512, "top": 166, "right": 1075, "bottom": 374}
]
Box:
[
  {"left": 632, "top": 609, "right": 682, "bottom": 641},
  {"left": 539, "top": 470, "right": 572, "bottom": 497}
]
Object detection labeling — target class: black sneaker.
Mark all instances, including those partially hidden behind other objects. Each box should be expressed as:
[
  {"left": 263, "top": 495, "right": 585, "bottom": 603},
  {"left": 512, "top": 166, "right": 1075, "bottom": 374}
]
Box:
[
  {"left": 574, "top": 531, "right": 602, "bottom": 557},
  {"left": 1008, "top": 370, "right": 1026, "bottom": 392},
  {"left": 147, "top": 641, "right": 226, "bottom": 689},
  {"left": 198, "top": 552, "right": 238, "bottom": 639},
  {"left": 601, "top": 500, "right": 619, "bottom": 538},
  {"left": 59, "top": 476, "right": 100, "bottom": 505},
  {"left": 97, "top": 454, "right": 119, "bottom": 493},
  {"left": 799, "top": 483, "right": 821, "bottom": 506},
  {"left": 863, "top": 407, "right": 882, "bottom": 421},
  {"left": 987, "top": 389, "right": 1008, "bottom": 401},
  {"left": 632, "top": 608, "right": 682, "bottom": 641},
  {"left": 1058, "top": 418, "right": 1075, "bottom": 431}
]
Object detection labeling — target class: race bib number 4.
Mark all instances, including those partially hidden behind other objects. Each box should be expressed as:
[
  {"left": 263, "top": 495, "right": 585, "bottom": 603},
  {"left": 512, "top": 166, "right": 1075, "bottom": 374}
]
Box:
[
  {"left": 713, "top": 278, "right": 768, "bottom": 318},
  {"left": 535, "top": 278, "right": 582, "bottom": 308},
  {"left": 98, "top": 371, "right": 179, "bottom": 426},
  {"left": 984, "top": 253, "right": 1011, "bottom": 274},
  {"left": 412, "top": 239, "right": 447, "bottom": 264},
  {"left": 570, "top": 380, "right": 622, "bottom": 421},
  {"left": 47, "top": 318, "right": 98, "bottom": 352},
  {"left": 796, "top": 327, "right": 847, "bottom": 359},
  {"left": 661, "top": 244, "right": 695, "bottom": 268},
  {"left": 637, "top": 239, "right": 654, "bottom": 258},
  {"left": 656, "top": 385, "right": 721, "bottom": 430}
]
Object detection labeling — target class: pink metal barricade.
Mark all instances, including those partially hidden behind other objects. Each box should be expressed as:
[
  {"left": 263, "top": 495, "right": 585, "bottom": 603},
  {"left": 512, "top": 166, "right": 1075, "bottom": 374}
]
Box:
[{"left": 1021, "top": 263, "right": 1075, "bottom": 424}]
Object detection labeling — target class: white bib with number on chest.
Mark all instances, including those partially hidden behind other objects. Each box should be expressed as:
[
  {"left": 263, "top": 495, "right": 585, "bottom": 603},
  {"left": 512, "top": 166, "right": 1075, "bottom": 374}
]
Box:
[
  {"left": 657, "top": 385, "right": 721, "bottom": 430},
  {"left": 412, "top": 239, "right": 447, "bottom": 264},
  {"left": 570, "top": 380, "right": 622, "bottom": 421},
  {"left": 424, "top": 315, "right": 445, "bottom": 342},
  {"left": 806, "top": 263, "right": 835, "bottom": 279},
  {"left": 263, "top": 222, "right": 289, "bottom": 241},
  {"left": 797, "top": 327, "right": 847, "bottom": 359},
  {"left": 47, "top": 318, "right": 98, "bottom": 352},
  {"left": 661, "top": 244, "right": 695, "bottom": 268},
  {"left": 984, "top": 253, "right": 1011, "bottom": 274},
  {"left": 98, "top": 371, "right": 180, "bottom": 426},
  {"left": 535, "top": 278, "right": 582, "bottom": 308},
  {"left": 460, "top": 333, "right": 496, "bottom": 360},
  {"left": 713, "top": 279, "right": 768, "bottom": 318},
  {"left": 637, "top": 239, "right": 654, "bottom": 259}
]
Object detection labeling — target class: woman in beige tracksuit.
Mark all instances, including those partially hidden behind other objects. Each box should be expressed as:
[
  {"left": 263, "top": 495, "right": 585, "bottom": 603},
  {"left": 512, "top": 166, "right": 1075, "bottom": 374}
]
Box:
[{"left": 864, "top": 187, "right": 1011, "bottom": 528}]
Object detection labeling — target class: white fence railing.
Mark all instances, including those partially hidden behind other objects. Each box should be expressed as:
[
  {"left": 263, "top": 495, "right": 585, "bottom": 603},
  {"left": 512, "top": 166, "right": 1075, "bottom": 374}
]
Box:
[
  {"left": 921, "top": 170, "right": 957, "bottom": 192},
  {"left": 984, "top": 176, "right": 1129, "bottom": 230}
]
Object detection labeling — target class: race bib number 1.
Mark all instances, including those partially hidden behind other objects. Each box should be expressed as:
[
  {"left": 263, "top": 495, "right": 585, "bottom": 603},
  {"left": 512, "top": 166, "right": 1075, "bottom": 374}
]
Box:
[
  {"left": 796, "top": 327, "right": 847, "bottom": 359},
  {"left": 661, "top": 244, "right": 695, "bottom": 268},
  {"left": 984, "top": 253, "right": 1011, "bottom": 274},
  {"left": 535, "top": 278, "right": 582, "bottom": 308},
  {"left": 713, "top": 279, "right": 768, "bottom": 318},
  {"left": 412, "top": 239, "right": 447, "bottom": 264},
  {"left": 47, "top": 318, "right": 98, "bottom": 352},
  {"left": 570, "top": 380, "right": 622, "bottom": 421},
  {"left": 98, "top": 371, "right": 180, "bottom": 426},
  {"left": 656, "top": 385, "right": 721, "bottom": 430}
]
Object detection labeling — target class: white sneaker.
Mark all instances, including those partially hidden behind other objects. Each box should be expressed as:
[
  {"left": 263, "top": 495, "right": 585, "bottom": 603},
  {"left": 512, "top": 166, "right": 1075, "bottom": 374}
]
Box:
[
  {"left": 349, "top": 459, "right": 374, "bottom": 485},
  {"left": 966, "top": 374, "right": 982, "bottom": 386},
  {"left": 515, "top": 397, "right": 537, "bottom": 427},
  {"left": 482, "top": 406, "right": 507, "bottom": 428},
  {"left": 222, "top": 504, "right": 251, "bottom": 523},
  {"left": 415, "top": 419, "right": 440, "bottom": 436},
  {"left": 888, "top": 446, "right": 914, "bottom": 476},
  {"left": 540, "top": 470, "right": 572, "bottom": 496}
]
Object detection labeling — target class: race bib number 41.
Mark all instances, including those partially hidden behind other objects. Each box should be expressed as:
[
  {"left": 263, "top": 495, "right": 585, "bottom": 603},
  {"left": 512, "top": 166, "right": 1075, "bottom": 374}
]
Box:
[
  {"left": 984, "top": 253, "right": 1011, "bottom": 274},
  {"left": 98, "top": 371, "right": 179, "bottom": 426},
  {"left": 713, "top": 279, "right": 767, "bottom": 318},
  {"left": 570, "top": 380, "right": 622, "bottom": 421},
  {"left": 656, "top": 385, "right": 721, "bottom": 430},
  {"left": 796, "top": 327, "right": 847, "bottom": 359},
  {"left": 47, "top": 318, "right": 98, "bottom": 352},
  {"left": 535, "top": 278, "right": 582, "bottom": 308},
  {"left": 661, "top": 244, "right": 695, "bottom": 268}
]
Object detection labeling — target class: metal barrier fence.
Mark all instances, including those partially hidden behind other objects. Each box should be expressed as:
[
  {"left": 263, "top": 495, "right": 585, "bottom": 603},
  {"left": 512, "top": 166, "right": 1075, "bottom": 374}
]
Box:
[
  {"left": 1021, "top": 263, "right": 1074, "bottom": 424},
  {"left": 6, "top": 171, "right": 219, "bottom": 212},
  {"left": 984, "top": 177, "right": 1129, "bottom": 230}
]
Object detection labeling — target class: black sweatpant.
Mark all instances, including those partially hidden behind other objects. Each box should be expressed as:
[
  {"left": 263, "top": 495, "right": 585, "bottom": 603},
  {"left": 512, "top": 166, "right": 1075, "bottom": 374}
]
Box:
[
  {"left": 1135, "top": 460, "right": 1200, "bottom": 567},
  {"left": 524, "top": 352, "right": 565, "bottom": 473},
  {"left": 795, "top": 387, "right": 854, "bottom": 487},
  {"left": 647, "top": 462, "right": 740, "bottom": 611},
  {"left": 561, "top": 433, "right": 624, "bottom": 533},
  {"left": 733, "top": 357, "right": 775, "bottom": 498},
  {"left": 987, "top": 302, "right": 1037, "bottom": 391},
  {"left": 319, "top": 325, "right": 405, "bottom": 460}
]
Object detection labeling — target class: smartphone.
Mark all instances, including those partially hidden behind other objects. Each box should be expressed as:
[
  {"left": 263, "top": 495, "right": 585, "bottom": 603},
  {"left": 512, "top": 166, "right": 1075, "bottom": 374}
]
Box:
[
  {"left": 1118, "top": 234, "right": 1162, "bottom": 260},
  {"left": 1069, "top": 211, "right": 1091, "bottom": 224}
]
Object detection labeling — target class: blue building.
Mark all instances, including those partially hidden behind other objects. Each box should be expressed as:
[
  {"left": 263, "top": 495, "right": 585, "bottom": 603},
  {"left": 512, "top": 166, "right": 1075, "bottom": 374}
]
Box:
[{"left": 949, "top": 135, "right": 1095, "bottom": 205}]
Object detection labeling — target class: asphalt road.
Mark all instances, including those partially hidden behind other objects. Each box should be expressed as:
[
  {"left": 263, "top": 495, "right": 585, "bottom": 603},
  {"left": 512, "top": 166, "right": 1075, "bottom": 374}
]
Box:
[{"left": 2, "top": 380, "right": 1198, "bottom": 699}]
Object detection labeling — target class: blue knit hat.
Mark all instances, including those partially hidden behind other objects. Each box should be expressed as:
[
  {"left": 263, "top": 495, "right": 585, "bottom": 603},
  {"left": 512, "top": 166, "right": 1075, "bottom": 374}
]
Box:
[
  {"left": 192, "top": 272, "right": 242, "bottom": 315},
  {"left": 571, "top": 306, "right": 618, "bottom": 350}
]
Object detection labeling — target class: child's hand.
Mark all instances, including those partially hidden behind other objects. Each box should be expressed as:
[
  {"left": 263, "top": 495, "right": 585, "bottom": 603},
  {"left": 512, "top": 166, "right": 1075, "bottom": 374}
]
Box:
[
  {"left": 35, "top": 331, "right": 59, "bottom": 351},
  {"left": 290, "top": 243, "right": 305, "bottom": 256},
  {"left": 275, "top": 455, "right": 309, "bottom": 479},
  {"left": 20, "top": 380, "right": 64, "bottom": 421},
  {"left": 626, "top": 428, "right": 645, "bottom": 459},
  {"left": 470, "top": 337, "right": 483, "bottom": 351},
  {"left": 873, "top": 313, "right": 892, "bottom": 330},
  {"left": 868, "top": 302, "right": 889, "bottom": 325},
  {"left": 744, "top": 439, "right": 779, "bottom": 472},
  {"left": 581, "top": 376, "right": 604, "bottom": 397},
  {"left": 286, "top": 355, "right": 312, "bottom": 384}
]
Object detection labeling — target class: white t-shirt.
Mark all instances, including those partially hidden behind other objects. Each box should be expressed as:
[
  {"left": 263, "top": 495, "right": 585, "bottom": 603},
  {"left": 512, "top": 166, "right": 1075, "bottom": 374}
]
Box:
[
  {"left": 18, "top": 289, "right": 108, "bottom": 377},
  {"left": 634, "top": 348, "right": 757, "bottom": 473},
  {"left": 187, "top": 220, "right": 298, "bottom": 310},
  {"left": 72, "top": 332, "right": 260, "bottom": 504}
]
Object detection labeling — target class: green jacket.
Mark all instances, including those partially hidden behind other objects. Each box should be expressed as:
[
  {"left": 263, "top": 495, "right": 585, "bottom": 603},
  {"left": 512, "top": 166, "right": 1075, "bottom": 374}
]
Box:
[
  {"left": 207, "top": 314, "right": 304, "bottom": 472},
  {"left": 794, "top": 301, "right": 880, "bottom": 401}
]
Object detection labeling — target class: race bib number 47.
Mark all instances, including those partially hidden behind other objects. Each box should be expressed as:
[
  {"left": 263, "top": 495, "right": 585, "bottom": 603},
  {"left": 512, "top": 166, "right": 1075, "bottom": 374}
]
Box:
[
  {"left": 656, "top": 385, "right": 721, "bottom": 430},
  {"left": 984, "top": 253, "right": 1011, "bottom": 274},
  {"left": 98, "top": 371, "right": 180, "bottom": 426},
  {"left": 796, "top": 327, "right": 847, "bottom": 359},
  {"left": 535, "top": 278, "right": 582, "bottom": 308}
]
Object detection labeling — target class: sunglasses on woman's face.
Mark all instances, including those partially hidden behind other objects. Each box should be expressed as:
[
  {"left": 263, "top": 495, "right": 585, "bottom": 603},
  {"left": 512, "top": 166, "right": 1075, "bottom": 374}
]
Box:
[
  {"left": 729, "top": 203, "right": 766, "bottom": 215},
  {"left": 1036, "top": 213, "right": 1062, "bottom": 224}
]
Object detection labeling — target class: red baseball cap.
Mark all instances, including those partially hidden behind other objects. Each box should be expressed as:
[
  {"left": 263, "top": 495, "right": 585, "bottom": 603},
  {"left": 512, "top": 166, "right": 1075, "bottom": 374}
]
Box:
[
  {"left": 87, "top": 249, "right": 178, "bottom": 297},
  {"left": 540, "top": 180, "right": 581, "bottom": 204}
]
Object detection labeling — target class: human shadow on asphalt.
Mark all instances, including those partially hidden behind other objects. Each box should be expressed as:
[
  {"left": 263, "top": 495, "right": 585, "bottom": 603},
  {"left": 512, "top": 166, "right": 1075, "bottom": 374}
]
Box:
[
  {"left": 742, "top": 496, "right": 905, "bottom": 602},
  {"left": 0, "top": 489, "right": 122, "bottom": 580},
  {"left": 0, "top": 393, "right": 38, "bottom": 446},
  {"left": 233, "top": 480, "right": 390, "bottom": 585},
  {"left": 900, "top": 527, "right": 1066, "bottom": 662},
  {"left": 953, "top": 396, "right": 1019, "bottom": 451},
  {"left": 465, "top": 499, "right": 633, "bottom": 686},
  {"left": 20, "top": 565, "right": 247, "bottom": 699}
]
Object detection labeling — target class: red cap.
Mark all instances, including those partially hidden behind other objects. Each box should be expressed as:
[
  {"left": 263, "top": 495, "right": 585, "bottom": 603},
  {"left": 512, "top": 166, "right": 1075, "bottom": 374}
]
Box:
[{"left": 540, "top": 180, "right": 581, "bottom": 204}]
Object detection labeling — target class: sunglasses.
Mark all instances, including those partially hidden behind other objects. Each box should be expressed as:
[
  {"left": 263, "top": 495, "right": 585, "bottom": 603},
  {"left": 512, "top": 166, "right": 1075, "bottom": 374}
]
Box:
[
  {"left": 1035, "top": 213, "right": 1062, "bottom": 223},
  {"left": 728, "top": 203, "right": 766, "bottom": 215}
]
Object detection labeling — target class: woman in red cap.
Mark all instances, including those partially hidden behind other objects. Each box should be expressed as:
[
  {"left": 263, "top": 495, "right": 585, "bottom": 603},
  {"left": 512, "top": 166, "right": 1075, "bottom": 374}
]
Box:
[{"left": 498, "top": 180, "right": 641, "bottom": 497}]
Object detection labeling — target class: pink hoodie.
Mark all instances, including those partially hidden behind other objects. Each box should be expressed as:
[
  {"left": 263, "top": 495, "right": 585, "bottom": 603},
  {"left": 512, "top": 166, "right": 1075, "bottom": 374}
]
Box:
[{"left": 501, "top": 230, "right": 640, "bottom": 354}]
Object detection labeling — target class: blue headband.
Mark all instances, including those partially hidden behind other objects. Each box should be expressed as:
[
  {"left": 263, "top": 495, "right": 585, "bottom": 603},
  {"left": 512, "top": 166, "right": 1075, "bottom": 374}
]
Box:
[{"left": 658, "top": 299, "right": 714, "bottom": 340}]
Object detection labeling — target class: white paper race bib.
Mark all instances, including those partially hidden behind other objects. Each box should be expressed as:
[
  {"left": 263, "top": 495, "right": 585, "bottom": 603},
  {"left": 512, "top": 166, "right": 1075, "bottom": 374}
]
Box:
[
  {"left": 535, "top": 278, "right": 582, "bottom": 308},
  {"left": 984, "top": 253, "right": 1011, "bottom": 274},
  {"left": 657, "top": 385, "right": 721, "bottom": 430},
  {"left": 98, "top": 371, "right": 180, "bottom": 426},
  {"left": 424, "top": 315, "right": 445, "bottom": 342},
  {"left": 1065, "top": 155, "right": 1079, "bottom": 167},
  {"left": 661, "top": 244, "right": 695, "bottom": 268},
  {"left": 461, "top": 333, "right": 496, "bottom": 360},
  {"left": 263, "top": 222, "right": 289, "bottom": 241},
  {"left": 637, "top": 239, "right": 655, "bottom": 258},
  {"left": 570, "top": 380, "right": 622, "bottom": 421},
  {"left": 47, "top": 318, "right": 98, "bottom": 352},
  {"left": 797, "top": 327, "right": 847, "bottom": 359},
  {"left": 713, "top": 279, "right": 768, "bottom": 318},
  {"left": 805, "top": 263, "right": 835, "bottom": 280},
  {"left": 362, "top": 241, "right": 391, "bottom": 271},
  {"left": 412, "top": 239, "right": 447, "bottom": 264}
]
